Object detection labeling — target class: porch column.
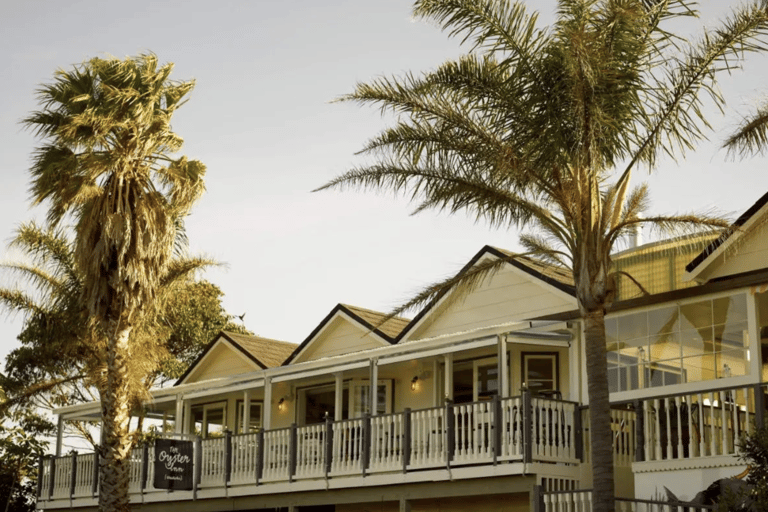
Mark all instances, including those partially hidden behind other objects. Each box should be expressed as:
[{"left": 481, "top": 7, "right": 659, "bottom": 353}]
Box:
[
  {"left": 55, "top": 415, "right": 64, "bottom": 457},
  {"left": 432, "top": 359, "right": 440, "bottom": 406},
  {"left": 370, "top": 358, "right": 379, "bottom": 416},
  {"left": 335, "top": 372, "right": 344, "bottom": 421},
  {"left": 444, "top": 353, "right": 453, "bottom": 401},
  {"left": 183, "top": 401, "right": 192, "bottom": 435},
  {"left": 747, "top": 292, "right": 761, "bottom": 378},
  {"left": 498, "top": 334, "right": 509, "bottom": 398},
  {"left": 263, "top": 376, "right": 273, "bottom": 430},
  {"left": 175, "top": 394, "right": 184, "bottom": 434},
  {"left": 243, "top": 390, "right": 251, "bottom": 434}
]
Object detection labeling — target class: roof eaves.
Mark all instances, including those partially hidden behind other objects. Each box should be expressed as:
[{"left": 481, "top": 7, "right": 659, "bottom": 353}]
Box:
[
  {"left": 685, "top": 190, "right": 768, "bottom": 275},
  {"left": 394, "top": 245, "right": 576, "bottom": 343}
]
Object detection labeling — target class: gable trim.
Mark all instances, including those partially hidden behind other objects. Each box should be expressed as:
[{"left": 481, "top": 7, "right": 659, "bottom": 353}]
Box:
[
  {"left": 394, "top": 245, "right": 576, "bottom": 343},
  {"left": 282, "top": 304, "right": 396, "bottom": 366},
  {"left": 685, "top": 190, "right": 768, "bottom": 281},
  {"left": 175, "top": 331, "right": 267, "bottom": 386}
]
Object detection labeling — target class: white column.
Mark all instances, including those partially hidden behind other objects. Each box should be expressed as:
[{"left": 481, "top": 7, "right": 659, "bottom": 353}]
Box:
[
  {"left": 263, "top": 376, "right": 273, "bottom": 430},
  {"left": 432, "top": 359, "right": 440, "bottom": 406},
  {"left": 335, "top": 372, "right": 344, "bottom": 421},
  {"left": 747, "top": 292, "right": 761, "bottom": 378},
  {"left": 444, "top": 353, "right": 453, "bottom": 401},
  {"left": 498, "top": 334, "right": 509, "bottom": 398},
  {"left": 55, "top": 415, "right": 64, "bottom": 456},
  {"left": 243, "top": 390, "right": 251, "bottom": 434},
  {"left": 569, "top": 325, "right": 580, "bottom": 403},
  {"left": 370, "top": 358, "right": 379, "bottom": 415},
  {"left": 183, "top": 401, "right": 192, "bottom": 435},
  {"left": 175, "top": 394, "right": 184, "bottom": 434}
]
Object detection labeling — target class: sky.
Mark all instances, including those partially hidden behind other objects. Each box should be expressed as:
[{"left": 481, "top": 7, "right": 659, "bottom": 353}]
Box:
[{"left": 2, "top": 0, "right": 768, "bottom": 366}]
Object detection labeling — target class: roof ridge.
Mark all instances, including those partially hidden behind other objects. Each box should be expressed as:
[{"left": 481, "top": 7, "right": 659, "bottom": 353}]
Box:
[
  {"left": 339, "top": 303, "right": 411, "bottom": 322},
  {"left": 222, "top": 330, "right": 297, "bottom": 347}
]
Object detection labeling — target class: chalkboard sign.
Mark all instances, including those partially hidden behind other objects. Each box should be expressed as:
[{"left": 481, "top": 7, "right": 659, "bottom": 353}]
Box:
[{"left": 154, "top": 439, "right": 194, "bottom": 490}]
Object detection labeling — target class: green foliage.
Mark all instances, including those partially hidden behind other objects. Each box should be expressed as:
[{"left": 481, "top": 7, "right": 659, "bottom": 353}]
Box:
[
  {"left": 0, "top": 225, "right": 247, "bottom": 419},
  {"left": 154, "top": 280, "right": 252, "bottom": 382},
  {"left": 720, "top": 425, "right": 768, "bottom": 511},
  {"left": 0, "top": 410, "right": 53, "bottom": 512}
]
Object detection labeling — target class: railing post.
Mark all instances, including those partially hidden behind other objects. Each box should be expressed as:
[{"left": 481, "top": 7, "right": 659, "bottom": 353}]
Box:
[
  {"left": 194, "top": 436, "right": 202, "bottom": 499},
  {"left": 402, "top": 409, "right": 411, "bottom": 473},
  {"left": 445, "top": 399, "right": 455, "bottom": 464},
  {"left": 289, "top": 423, "right": 298, "bottom": 482},
  {"left": 256, "top": 429, "right": 265, "bottom": 484},
  {"left": 36, "top": 454, "right": 45, "bottom": 500},
  {"left": 70, "top": 451, "right": 77, "bottom": 498},
  {"left": 224, "top": 430, "right": 233, "bottom": 485},
  {"left": 493, "top": 395, "right": 502, "bottom": 464},
  {"left": 755, "top": 384, "right": 766, "bottom": 429},
  {"left": 92, "top": 447, "right": 99, "bottom": 497},
  {"left": 532, "top": 484, "right": 544, "bottom": 512},
  {"left": 324, "top": 416, "right": 333, "bottom": 476},
  {"left": 48, "top": 456, "right": 56, "bottom": 499},
  {"left": 634, "top": 400, "right": 645, "bottom": 462},
  {"left": 523, "top": 390, "right": 533, "bottom": 463},
  {"left": 141, "top": 443, "right": 149, "bottom": 492},
  {"left": 574, "top": 406, "right": 584, "bottom": 462},
  {"left": 362, "top": 413, "right": 371, "bottom": 476}
]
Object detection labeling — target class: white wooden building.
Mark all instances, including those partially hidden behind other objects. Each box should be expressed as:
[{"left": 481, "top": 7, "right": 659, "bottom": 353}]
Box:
[{"left": 36, "top": 190, "right": 768, "bottom": 511}]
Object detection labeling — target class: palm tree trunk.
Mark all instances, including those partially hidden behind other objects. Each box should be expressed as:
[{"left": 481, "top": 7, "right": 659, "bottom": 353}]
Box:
[
  {"left": 584, "top": 308, "right": 614, "bottom": 512},
  {"left": 98, "top": 323, "right": 133, "bottom": 512}
]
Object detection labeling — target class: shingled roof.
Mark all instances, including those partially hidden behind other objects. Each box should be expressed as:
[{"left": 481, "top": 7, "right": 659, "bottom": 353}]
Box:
[
  {"left": 340, "top": 304, "right": 411, "bottom": 339},
  {"left": 174, "top": 331, "right": 298, "bottom": 385},
  {"left": 221, "top": 331, "right": 298, "bottom": 369},
  {"left": 491, "top": 247, "right": 575, "bottom": 290}
]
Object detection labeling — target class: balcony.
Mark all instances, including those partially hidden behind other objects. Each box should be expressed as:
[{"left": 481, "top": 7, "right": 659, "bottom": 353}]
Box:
[
  {"left": 37, "top": 394, "right": 581, "bottom": 508},
  {"left": 38, "top": 382, "right": 767, "bottom": 509}
]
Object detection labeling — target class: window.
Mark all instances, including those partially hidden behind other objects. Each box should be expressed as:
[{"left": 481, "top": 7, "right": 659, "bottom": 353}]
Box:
[
  {"left": 605, "top": 292, "right": 749, "bottom": 393},
  {"left": 523, "top": 353, "right": 559, "bottom": 395},
  {"left": 453, "top": 357, "right": 498, "bottom": 404},
  {"left": 299, "top": 380, "right": 392, "bottom": 425},
  {"left": 191, "top": 401, "right": 227, "bottom": 438},
  {"left": 235, "top": 401, "right": 262, "bottom": 433}
]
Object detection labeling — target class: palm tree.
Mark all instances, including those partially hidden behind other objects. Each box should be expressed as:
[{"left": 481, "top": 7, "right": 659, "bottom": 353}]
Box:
[
  {"left": 0, "top": 223, "right": 217, "bottom": 429},
  {"left": 23, "top": 54, "right": 206, "bottom": 512},
  {"left": 318, "top": 1, "right": 768, "bottom": 509}
]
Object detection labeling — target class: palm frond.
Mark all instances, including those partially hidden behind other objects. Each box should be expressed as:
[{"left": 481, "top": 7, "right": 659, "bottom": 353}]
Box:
[
  {"left": 723, "top": 97, "right": 768, "bottom": 157},
  {"left": 627, "top": 0, "right": 768, "bottom": 174}
]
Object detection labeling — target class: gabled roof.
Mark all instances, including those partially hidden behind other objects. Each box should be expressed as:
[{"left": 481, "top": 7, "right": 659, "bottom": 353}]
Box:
[
  {"left": 341, "top": 304, "right": 411, "bottom": 339},
  {"left": 175, "top": 331, "right": 297, "bottom": 386},
  {"left": 282, "top": 304, "right": 409, "bottom": 366},
  {"left": 393, "top": 245, "right": 576, "bottom": 342},
  {"left": 282, "top": 303, "right": 410, "bottom": 366},
  {"left": 685, "top": 190, "right": 768, "bottom": 280}
]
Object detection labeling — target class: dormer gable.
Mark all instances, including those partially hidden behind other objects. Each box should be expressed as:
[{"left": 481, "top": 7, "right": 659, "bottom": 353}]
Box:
[
  {"left": 685, "top": 190, "right": 768, "bottom": 284},
  {"left": 283, "top": 304, "right": 409, "bottom": 365},
  {"left": 175, "top": 331, "right": 296, "bottom": 385},
  {"left": 397, "top": 246, "right": 577, "bottom": 342}
]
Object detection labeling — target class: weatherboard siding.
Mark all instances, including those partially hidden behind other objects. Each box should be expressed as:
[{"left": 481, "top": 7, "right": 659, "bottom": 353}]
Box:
[
  {"left": 411, "top": 265, "right": 574, "bottom": 340},
  {"left": 703, "top": 220, "right": 768, "bottom": 282},
  {"left": 186, "top": 343, "right": 256, "bottom": 382},
  {"left": 297, "top": 317, "right": 385, "bottom": 362}
]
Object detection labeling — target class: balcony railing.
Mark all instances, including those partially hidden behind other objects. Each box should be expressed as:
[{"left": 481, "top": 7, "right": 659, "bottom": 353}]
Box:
[
  {"left": 38, "top": 393, "right": 580, "bottom": 503},
  {"left": 532, "top": 486, "right": 716, "bottom": 512}
]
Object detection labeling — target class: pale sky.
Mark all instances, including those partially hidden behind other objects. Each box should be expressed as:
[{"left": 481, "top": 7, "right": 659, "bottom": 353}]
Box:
[{"left": 2, "top": 0, "right": 768, "bottom": 365}]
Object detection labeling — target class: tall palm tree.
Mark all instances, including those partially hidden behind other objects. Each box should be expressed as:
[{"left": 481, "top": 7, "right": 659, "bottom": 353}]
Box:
[
  {"left": 318, "top": 1, "right": 768, "bottom": 508},
  {"left": 23, "top": 54, "right": 206, "bottom": 512},
  {"left": 0, "top": 223, "right": 215, "bottom": 429}
]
